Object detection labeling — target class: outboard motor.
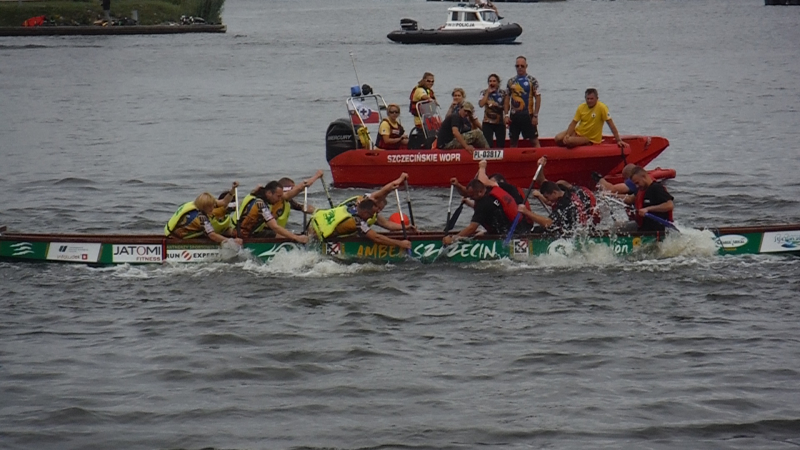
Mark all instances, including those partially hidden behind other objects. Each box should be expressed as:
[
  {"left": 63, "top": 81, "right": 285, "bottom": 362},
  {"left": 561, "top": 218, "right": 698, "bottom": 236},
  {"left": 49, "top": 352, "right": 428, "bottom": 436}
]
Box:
[
  {"left": 400, "top": 18, "right": 418, "bottom": 31},
  {"left": 326, "top": 118, "right": 364, "bottom": 162}
]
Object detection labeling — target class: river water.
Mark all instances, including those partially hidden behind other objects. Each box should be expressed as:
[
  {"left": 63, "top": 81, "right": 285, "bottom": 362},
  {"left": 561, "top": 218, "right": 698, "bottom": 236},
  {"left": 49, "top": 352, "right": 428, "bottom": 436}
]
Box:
[{"left": 1, "top": 0, "right": 800, "bottom": 449}]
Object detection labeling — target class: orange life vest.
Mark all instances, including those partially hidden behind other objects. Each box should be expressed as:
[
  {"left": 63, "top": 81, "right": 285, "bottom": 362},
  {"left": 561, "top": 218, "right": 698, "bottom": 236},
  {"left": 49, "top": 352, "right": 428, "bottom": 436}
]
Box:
[
  {"left": 488, "top": 186, "right": 519, "bottom": 223},
  {"left": 375, "top": 119, "right": 405, "bottom": 150}
]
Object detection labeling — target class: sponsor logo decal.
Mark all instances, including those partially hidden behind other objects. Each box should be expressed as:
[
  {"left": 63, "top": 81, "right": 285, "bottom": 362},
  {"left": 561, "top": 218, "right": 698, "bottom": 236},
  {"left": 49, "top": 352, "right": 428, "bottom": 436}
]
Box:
[
  {"left": 326, "top": 242, "right": 341, "bottom": 256},
  {"left": 472, "top": 150, "right": 503, "bottom": 161},
  {"left": 327, "top": 134, "right": 352, "bottom": 142},
  {"left": 512, "top": 239, "right": 528, "bottom": 255},
  {"left": 256, "top": 242, "right": 302, "bottom": 259},
  {"left": 112, "top": 244, "right": 163, "bottom": 263},
  {"left": 718, "top": 234, "right": 748, "bottom": 249},
  {"left": 166, "top": 247, "right": 220, "bottom": 262},
  {"left": 10, "top": 242, "right": 35, "bottom": 256},
  {"left": 760, "top": 231, "right": 800, "bottom": 253},
  {"left": 46, "top": 242, "right": 102, "bottom": 263},
  {"left": 547, "top": 239, "right": 574, "bottom": 256},
  {"left": 387, "top": 152, "right": 461, "bottom": 164}
]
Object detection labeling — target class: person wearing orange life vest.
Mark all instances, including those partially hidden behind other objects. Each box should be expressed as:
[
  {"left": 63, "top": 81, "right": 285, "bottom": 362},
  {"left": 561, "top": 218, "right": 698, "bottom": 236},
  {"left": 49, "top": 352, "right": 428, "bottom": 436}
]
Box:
[
  {"left": 409, "top": 72, "right": 437, "bottom": 128},
  {"left": 442, "top": 178, "right": 518, "bottom": 245},
  {"left": 624, "top": 166, "right": 674, "bottom": 232},
  {"left": 375, "top": 104, "right": 408, "bottom": 150}
]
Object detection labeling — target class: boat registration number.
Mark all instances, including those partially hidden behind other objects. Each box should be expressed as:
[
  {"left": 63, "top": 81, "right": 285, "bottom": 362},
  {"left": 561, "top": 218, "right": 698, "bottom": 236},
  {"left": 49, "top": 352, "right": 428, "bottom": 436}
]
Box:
[{"left": 473, "top": 150, "right": 503, "bottom": 161}]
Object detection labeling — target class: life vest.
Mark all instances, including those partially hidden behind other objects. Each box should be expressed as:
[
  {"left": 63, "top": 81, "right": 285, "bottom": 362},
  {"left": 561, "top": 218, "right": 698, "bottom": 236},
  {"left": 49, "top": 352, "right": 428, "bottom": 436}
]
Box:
[
  {"left": 338, "top": 195, "right": 378, "bottom": 226},
  {"left": 209, "top": 206, "right": 233, "bottom": 234},
  {"left": 233, "top": 194, "right": 269, "bottom": 236},
  {"left": 515, "top": 186, "right": 534, "bottom": 224},
  {"left": 570, "top": 186, "right": 601, "bottom": 226},
  {"left": 409, "top": 86, "right": 435, "bottom": 117},
  {"left": 357, "top": 126, "right": 371, "bottom": 149},
  {"left": 488, "top": 186, "right": 519, "bottom": 223},
  {"left": 164, "top": 202, "right": 203, "bottom": 238},
  {"left": 634, "top": 184, "right": 673, "bottom": 228},
  {"left": 270, "top": 199, "right": 291, "bottom": 228},
  {"left": 375, "top": 119, "right": 405, "bottom": 150},
  {"left": 311, "top": 205, "right": 354, "bottom": 239}
]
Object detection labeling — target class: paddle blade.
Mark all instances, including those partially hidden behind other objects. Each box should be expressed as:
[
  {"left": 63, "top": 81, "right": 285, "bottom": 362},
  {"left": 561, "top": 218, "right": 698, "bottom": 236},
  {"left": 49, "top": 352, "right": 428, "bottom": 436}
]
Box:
[
  {"left": 645, "top": 213, "right": 680, "bottom": 232},
  {"left": 503, "top": 214, "right": 522, "bottom": 247},
  {"left": 444, "top": 202, "right": 465, "bottom": 232}
]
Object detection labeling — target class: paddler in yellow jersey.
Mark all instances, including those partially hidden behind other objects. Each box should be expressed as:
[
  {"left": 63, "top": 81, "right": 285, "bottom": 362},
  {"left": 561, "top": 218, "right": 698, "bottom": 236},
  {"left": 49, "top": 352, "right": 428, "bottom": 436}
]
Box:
[
  {"left": 333, "top": 172, "right": 415, "bottom": 233},
  {"left": 233, "top": 173, "right": 324, "bottom": 242},
  {"left": 271, "top": 170, "right": 325, "bottom": 228},
  {"left": 311, "top": 198, "right": 411, "bottom": 250},
  {"left": 164, "top": 181, "right": 243, "bottom": 247}
]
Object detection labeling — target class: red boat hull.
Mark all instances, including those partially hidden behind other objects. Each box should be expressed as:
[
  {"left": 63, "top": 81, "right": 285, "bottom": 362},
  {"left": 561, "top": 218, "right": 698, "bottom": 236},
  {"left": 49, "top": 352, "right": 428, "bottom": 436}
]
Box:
[{"left": 329, "top": 135, "right": 670, "bottom": 188}]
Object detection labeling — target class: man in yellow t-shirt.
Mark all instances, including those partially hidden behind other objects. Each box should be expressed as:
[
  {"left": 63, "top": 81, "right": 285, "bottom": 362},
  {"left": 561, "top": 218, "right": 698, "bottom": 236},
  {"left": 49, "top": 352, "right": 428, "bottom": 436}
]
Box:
[{"left": 555, "top": 88, "right": 625, "bottom": 149}]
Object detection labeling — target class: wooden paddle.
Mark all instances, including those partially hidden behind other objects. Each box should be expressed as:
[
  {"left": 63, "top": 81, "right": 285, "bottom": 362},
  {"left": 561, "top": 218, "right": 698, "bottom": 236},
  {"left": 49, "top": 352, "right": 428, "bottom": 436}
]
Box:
[
  {"left": 320, "top": 174, "right": 335, "bottom": 208},
  {"left": 503, "top": 163, "right": 544, "bottom": 246},
  {"left": 234, "top": 187, "right": 240, "bottom": 221},
  {"left": 302, "top": 186, "right": 308, "bottom": 234},
  {"left": 444, "top": 185, "right": 454, "bottom": 231},
  {"left": 394, "top": 188, "right": 412, "bottom": 257},
  {"left": 403, "top": 178, "right": 416, "bottom": 227}
]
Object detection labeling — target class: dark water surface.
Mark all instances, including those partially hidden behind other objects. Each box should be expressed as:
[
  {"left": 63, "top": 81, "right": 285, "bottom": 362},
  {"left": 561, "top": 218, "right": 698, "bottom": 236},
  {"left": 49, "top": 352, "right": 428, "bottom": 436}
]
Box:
[{"left": 2, "top": 0, "right": 800, "bottom": 449}]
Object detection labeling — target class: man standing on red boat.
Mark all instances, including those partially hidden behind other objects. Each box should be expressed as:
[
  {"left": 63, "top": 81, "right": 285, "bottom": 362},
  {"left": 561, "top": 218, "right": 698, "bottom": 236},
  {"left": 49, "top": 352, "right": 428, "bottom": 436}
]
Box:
[{"left": 504, "top": 56, "right": 541, "bottom": 148}]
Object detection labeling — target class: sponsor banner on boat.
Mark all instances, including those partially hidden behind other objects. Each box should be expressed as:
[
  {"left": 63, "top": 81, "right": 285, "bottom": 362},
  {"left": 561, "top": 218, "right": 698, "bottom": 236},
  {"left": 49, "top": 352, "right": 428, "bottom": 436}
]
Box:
[
  {"left": 717, "top": 234, "right": 748, "bottom": 250},
  {"left": 472, "top": 150, "right": 503, "bottom": 161},
  {"left": 759, "top": 230, "right": 800, "bottom": 253},
  {"left": 46, "top": 242, "right": 101, "bottom": 263},
  {"left": 0, "top": 241, "right": 45, "bottom": 259},
  {"left": 166, "top": 246, "right": 220, "bottom": 262},
  {"left": 386, "top": 152, "right": 461, "bottom": 164},
  {"left": 112, "top": 244, "right": 163, "bottom": 263}
]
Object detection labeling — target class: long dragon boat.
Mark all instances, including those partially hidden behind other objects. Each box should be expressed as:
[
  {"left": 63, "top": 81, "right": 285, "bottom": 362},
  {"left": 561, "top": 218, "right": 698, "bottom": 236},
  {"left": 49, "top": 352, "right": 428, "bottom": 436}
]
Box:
[{"left": 2, "top": 225, "right": 799, "bottom": 265}]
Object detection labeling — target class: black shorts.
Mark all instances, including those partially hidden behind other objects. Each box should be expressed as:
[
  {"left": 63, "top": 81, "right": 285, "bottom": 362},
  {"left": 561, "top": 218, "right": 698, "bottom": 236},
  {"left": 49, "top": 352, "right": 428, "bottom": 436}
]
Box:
[{"left": 509, "top": 112, "right": 538, "bottom": 145}]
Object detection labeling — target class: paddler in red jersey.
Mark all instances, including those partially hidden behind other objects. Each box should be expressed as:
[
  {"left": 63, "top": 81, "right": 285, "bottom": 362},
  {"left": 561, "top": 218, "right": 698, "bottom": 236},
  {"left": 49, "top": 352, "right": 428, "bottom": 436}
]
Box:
[{"left": 442, "top": 177, "right": 518, "bottom": 245}]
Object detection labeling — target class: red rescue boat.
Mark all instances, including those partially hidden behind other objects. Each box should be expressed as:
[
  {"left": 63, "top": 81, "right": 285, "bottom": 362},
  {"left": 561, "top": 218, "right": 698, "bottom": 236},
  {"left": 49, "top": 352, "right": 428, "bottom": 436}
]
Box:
[{"left": 325, "top": 92, "right": 674, "bottom": 188}]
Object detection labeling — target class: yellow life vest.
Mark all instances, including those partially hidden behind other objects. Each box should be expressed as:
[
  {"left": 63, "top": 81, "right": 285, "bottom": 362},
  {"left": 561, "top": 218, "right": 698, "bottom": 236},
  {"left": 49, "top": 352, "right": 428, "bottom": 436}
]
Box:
[
  {"left": 271, "top": 199, "right": 291, "bottom": 228},
  {"left": 209, "top": 208, "right": 233, "bottom": 234},
  {"left": 233, "top": 194, "right": 270, "bottom": 235},
  {"left": 337, "top": 195, "right": 378, "bottom": 226},
  {"left": 310, "top": 205, "right": 353, "bottom": 239},
  {"left": 164, "top": 201, "right": 203, "bottom": 238}
]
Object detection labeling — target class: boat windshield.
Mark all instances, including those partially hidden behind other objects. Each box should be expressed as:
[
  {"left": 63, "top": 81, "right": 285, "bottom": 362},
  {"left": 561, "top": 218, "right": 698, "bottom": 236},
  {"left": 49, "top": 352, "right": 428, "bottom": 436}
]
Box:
[
  {"left": 480, "top": 11, "right": 498, "bottom": 22},
  {"left": 464, "top": 12, "right": 480, "bottom": 22}
]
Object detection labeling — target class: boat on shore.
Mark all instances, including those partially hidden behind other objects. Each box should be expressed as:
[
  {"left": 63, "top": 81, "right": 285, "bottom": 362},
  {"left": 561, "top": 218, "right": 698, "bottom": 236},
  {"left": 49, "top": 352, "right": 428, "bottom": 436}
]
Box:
[
  {"left": 326, "top": 92, "right": 673, "bottom": 188},
  {"left": 388, "top": 3, "right": 522, "bottom": 45},
  {"left": 2, "top": 225, "right": 798, "bottom": 265}
]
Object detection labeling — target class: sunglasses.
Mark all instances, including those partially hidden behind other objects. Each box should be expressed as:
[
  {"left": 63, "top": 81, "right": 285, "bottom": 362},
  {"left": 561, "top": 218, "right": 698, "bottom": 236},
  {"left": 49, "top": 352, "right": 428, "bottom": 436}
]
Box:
[
  {"left": 515, "top": 64, "right": 526, "bottom": 68},
  {"left": 388, "top": 110, "right": 400, "bottom": 114},
  {"left": 425, "top": 79, "right": 435, "bottom": 83}
]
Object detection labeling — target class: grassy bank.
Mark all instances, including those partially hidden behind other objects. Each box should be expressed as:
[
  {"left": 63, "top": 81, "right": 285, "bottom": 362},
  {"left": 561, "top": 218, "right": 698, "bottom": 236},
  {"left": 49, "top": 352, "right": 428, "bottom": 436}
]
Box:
[{"left": 0, "top": 0, "right": 224, "bottom": 27}]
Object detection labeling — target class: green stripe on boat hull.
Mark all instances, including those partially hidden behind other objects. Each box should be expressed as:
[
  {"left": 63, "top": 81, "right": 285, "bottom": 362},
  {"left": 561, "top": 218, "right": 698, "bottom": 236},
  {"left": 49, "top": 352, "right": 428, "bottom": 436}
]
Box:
[{"left": 2, "top": 225, "right": 799, "bottom": 265}]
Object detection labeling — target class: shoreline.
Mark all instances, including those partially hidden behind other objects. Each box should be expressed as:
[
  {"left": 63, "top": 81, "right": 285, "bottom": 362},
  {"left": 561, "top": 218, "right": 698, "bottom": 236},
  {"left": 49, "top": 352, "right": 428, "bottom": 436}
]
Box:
[{"left": 0, "top": 23, "right": 226, "bottom": 36}]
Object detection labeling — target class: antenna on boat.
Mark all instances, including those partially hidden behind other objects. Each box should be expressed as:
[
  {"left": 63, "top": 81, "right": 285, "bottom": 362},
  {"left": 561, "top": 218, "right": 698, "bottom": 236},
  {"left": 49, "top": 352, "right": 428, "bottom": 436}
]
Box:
[{"left": 349, "top": 52, "right": 362, "bottom": 88}]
